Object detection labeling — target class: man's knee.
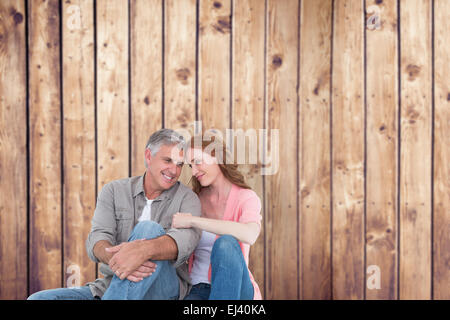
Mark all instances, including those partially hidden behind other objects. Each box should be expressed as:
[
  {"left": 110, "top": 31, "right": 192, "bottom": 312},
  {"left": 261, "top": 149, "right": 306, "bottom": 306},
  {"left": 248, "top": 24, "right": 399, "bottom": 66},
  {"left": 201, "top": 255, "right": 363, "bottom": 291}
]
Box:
[{"left": 129, "top": 221, "right": 165, "bottom": 241}]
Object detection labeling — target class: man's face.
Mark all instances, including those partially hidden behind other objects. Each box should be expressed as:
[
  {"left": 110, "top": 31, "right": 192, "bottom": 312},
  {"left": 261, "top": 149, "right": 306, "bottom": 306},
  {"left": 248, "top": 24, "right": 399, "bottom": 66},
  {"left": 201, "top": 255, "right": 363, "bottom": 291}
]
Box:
[{"left": 145, "top": 144, "right": 184, "bottom": 191}]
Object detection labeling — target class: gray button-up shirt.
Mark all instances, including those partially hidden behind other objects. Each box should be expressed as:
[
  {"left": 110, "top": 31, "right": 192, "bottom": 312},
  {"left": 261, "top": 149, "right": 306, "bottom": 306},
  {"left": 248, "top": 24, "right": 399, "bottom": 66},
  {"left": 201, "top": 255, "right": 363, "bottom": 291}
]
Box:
[{"left": 85, "top": 174, "right": 201, "bottom": 299}]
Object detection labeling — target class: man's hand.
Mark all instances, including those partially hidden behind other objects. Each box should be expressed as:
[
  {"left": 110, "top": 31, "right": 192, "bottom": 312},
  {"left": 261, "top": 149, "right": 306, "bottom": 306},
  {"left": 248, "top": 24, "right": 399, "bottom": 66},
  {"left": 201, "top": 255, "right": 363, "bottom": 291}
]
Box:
[{"left": 106, "top": 239, "right": 156, "bottom": 281}]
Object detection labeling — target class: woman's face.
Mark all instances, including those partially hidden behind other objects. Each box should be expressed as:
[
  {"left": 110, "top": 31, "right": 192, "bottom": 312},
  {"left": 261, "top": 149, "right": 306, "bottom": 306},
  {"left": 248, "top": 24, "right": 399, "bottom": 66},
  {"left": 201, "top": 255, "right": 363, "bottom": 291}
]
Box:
[{"left": 187, "top": 148, "right": 222, "bottom": 187}]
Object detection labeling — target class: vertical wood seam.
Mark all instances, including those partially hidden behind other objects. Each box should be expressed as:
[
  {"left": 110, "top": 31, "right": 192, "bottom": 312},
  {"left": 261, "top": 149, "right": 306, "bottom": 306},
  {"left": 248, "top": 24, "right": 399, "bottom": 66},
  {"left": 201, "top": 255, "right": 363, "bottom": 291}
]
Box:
[
  {"left": 93, "top": 0, "right": 99, "bottom": 280},
  {"left": 25, "top": 0, "right": 31, "bottom": 298},
  {"left": 363, "top": 0, "right": 367, "bottom": 301},
  {"left": 329, "top": 0, "right": 335, "bottom": 300},
  {"left": 128, "top": 0, "right": 132, "bottom": 177},
  {"left": 396, "top": 0, "right": 401, "bottom": 300},
  {"left": 430, "top": 0, "right": 435, "bottom": 300},
  {"left": 162, "top": 0, "right": 166, "bottom": 128},
  {"left": 59, "top": 0, "right": 64, "bottom": 288},
  {"left": 296, "top": 0, "right": 301, "bottom": 301}
]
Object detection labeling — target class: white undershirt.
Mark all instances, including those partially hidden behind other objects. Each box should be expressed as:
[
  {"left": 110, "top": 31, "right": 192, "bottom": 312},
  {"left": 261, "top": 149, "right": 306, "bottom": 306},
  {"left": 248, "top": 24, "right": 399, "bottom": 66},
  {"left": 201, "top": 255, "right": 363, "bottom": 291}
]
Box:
[
  {"left": 190, "top": 231, "right": 217, "bottom": 285},
  {"left": 138, "top": 198, "right": 154, "bottom": 222}
]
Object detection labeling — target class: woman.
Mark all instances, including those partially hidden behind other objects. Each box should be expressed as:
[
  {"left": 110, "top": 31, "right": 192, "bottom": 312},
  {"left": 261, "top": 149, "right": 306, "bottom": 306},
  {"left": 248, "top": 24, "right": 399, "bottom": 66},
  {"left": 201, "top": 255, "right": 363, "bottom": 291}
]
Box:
[{"left": 171, "top": 135, "right": 262, "bottom": 300}]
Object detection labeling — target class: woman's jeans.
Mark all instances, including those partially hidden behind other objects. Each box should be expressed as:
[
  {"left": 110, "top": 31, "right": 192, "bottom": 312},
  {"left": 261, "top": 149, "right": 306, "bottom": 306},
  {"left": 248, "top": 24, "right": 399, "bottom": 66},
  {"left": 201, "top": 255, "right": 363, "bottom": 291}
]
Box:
[
  {"left": 28, "top": 221, "right": 179, "bottom": 300},
  {"left": 184, "top": 234, "right": 254, "bottom": 300}
]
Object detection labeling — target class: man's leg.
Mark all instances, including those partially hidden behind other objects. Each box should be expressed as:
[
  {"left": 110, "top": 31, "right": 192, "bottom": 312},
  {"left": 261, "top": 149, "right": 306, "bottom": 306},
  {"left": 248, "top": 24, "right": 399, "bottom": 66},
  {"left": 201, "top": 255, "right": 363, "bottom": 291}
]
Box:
[
  {"left": 209, "top": 235, "right": 254, "bottom": 300},
  {"left": 102, "top": 221, "right": 180, "bottom": 300},
  {"left": 27, "top": 286, "right": 95, "bottom": 300}
]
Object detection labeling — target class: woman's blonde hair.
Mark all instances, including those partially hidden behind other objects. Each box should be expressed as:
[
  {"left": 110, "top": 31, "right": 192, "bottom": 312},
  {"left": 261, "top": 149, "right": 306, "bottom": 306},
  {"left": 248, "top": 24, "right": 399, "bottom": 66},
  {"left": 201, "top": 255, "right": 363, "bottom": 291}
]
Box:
[{"left": 187, "top": 134, "right": 251, "bottom": 195}]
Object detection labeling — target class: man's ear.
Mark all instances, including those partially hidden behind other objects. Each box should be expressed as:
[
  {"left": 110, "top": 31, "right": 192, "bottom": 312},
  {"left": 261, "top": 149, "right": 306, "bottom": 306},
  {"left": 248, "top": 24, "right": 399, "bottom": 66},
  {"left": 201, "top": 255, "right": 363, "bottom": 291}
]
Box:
[{"left": 145, "top": 148, "right": 152, "bottom": 166}]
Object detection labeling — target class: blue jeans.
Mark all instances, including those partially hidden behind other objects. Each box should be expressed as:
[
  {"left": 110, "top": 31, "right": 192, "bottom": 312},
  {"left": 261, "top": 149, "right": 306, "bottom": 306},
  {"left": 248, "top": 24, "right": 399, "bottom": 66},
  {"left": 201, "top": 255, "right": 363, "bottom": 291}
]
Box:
[
  {"left": 27, "top": 285, "right": 96, "bottom": 300},
  {"left": 102, "top": 221, "right": 180, "bottom": 300},
  {"left": 184, "top": 235, "right": 254, "bottom": 300},
  {"left": 28, "top": 221, "right": 179, "bottom": 300}
]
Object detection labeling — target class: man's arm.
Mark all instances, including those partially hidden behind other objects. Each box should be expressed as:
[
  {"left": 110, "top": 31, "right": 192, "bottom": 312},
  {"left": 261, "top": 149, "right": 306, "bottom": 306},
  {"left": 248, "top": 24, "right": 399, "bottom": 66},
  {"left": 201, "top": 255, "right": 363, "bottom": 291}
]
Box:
[
  {"left": 86, "top": 182, "right": 117, "bottom": 263},
  {"left": 141, "top": 235, "right": 178, "bottom": 261},
  {"left": 93, "top": 240, "right": 114, "bottom": 265}
]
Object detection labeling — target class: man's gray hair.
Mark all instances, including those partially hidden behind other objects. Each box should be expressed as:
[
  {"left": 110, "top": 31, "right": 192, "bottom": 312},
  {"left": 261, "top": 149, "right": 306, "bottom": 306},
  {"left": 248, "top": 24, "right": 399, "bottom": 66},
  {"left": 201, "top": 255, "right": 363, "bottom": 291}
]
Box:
[{"left": 144, "top": 129, "right": 185, "bottom": 168}]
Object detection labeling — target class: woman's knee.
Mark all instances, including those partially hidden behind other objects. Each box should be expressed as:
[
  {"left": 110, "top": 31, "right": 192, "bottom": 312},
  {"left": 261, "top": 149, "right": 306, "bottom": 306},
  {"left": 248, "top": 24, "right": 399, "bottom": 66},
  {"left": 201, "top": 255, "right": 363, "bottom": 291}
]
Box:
[
  {"left": 211, "top": 235, "right": 241, "bottom": 262},
  {"left": 129, "top": 221, "right": 165, "bottom": 241}
]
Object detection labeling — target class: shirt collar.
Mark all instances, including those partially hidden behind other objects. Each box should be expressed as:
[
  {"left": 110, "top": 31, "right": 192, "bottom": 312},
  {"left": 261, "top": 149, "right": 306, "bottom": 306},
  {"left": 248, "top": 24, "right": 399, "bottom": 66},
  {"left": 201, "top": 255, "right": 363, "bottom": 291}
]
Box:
[{"left": 132, "top": 172, "right": 177, "bottom": 201}]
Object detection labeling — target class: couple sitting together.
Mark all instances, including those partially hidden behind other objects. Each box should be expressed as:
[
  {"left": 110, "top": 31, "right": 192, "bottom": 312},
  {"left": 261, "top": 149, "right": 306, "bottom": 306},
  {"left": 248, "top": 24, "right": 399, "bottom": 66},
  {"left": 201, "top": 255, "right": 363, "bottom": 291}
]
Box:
[{"left": 28, "top": 129, "right": 262, "bottom": 300}]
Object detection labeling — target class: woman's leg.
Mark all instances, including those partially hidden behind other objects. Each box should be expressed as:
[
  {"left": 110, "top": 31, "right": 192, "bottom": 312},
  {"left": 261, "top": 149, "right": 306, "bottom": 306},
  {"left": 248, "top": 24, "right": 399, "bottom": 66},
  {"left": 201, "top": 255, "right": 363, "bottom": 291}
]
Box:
[
  {"left": 184, "top": 283, "right": 211, "bottom": 300},
  {"left": 208, "top": 235, "right": 254, "bottom": 300},
  {"left": 102, "top": 221, "right": 180, "bottom": 300}
]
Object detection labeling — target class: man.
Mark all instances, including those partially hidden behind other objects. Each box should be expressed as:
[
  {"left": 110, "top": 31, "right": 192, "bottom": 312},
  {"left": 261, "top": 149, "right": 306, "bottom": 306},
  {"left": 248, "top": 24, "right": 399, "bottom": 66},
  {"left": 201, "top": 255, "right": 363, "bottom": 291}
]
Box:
[{"left": 28, "top": 129, "right": 202, "bottom": 300}]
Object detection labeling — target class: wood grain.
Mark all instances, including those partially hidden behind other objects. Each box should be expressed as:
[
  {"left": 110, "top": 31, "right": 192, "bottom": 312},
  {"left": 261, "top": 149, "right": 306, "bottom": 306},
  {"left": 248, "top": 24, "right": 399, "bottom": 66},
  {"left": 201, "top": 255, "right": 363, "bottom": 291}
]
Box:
[
  {"left": 331, "top": 0, "right": 365, "bottom": 300},
  {"left": 365, "top": 0, "right": 398, "bottom": 300},
  {"left": 130, "top": 0, "right": 163, "bottom": 176},
  {"left": 62, "top": 0, "right": 96, "bottom": 288},
  {"left": 265, "top": 0, "right": 299, "bottom": 300},
  {"left": 299, "top": 0, "right": 332, "bottom": 300},
  {"left": 164, "top": 0, "right": 197, "bottom": 186},
  {"left": 198, "top": 0, "right": 230, "bottom": 133},
  {"left": 0, "top": 0, "right": 27, "bottom": 299},
  {"left": 232, "top": 0, "right": 265, "bottom": 299},
  {"left": 28, "top": 0, "right": 62, "bottom": 293},
  {"left": 96, "top": 0, "right": 129, "bottom": 190},
  {"left": 433, "top": 0, "right": 450, "bottom": 300},
  {"left": 399, "top": 0, "right": 432, "bottom": 300}
]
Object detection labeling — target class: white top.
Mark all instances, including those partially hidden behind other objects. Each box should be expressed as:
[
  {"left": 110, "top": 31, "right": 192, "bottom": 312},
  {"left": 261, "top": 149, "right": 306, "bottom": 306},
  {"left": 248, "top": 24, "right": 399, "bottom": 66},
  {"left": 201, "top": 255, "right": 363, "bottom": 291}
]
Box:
[
  {"left": 190, "top": 231, "right": 217, "bottom": 285},
  {"left": 138, "top": 198, "right": 154, "bottom": 222}
]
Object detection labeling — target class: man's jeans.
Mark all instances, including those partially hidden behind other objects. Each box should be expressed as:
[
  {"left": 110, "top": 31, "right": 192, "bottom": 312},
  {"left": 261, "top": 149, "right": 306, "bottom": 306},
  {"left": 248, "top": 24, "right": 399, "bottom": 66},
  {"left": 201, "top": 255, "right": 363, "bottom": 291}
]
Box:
[
  {"left": 27, "top": 221, "right": 179, "bottom": 300},
  {"left": 184, "top": 235, "right": 254, "bottom": 300},
  {"left": 102, "top": 221, "right": 179, "bottom": 300}
]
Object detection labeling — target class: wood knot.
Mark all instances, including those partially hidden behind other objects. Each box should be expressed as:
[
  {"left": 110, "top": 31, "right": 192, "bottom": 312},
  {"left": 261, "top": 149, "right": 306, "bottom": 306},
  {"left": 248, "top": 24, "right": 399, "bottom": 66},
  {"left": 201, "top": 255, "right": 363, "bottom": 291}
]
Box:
[
  {"left": 13, "top": 12, "right": 24, "bottom": 24},
  {"left": 406, "top": 64, "right": 420, "bottom": 81},
  {"left": 213, "top": 1, "right": 222, "bottom": 8},
  {"left": 143, "top": 96, "right": 150, "bottom": 105},
  {"left": 272, "top": 55, "right": 282, "bottom": 68},
  {"left": 213, "top": 17, "right": 231, "bottom": 34},
  {"left": 176, "top": 68, "right": 191, "bottom": 85},
  {"left": 407, "top": 208, "right": 417, "bottom": 222}
]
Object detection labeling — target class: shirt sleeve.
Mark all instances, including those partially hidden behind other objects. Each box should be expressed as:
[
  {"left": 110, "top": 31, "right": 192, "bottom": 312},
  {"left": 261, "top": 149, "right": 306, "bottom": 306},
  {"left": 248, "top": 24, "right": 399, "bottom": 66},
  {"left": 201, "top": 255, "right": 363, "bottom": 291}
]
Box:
[
  {"left": 85, "top": 182, "right": 117, "bottom": 263},
  {"left": 165, "top": 189, "right": 202, "bottom": 268},
  {"left": 238, "top": 191, "right": 263, "bottom": 227}
]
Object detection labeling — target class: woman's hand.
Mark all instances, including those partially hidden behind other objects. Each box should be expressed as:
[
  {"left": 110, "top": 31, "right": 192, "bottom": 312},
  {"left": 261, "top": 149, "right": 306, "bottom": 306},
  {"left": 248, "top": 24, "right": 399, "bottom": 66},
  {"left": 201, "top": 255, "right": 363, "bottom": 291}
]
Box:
[{"left": 171, "top": 212, "right": 194, "bottom": 229}]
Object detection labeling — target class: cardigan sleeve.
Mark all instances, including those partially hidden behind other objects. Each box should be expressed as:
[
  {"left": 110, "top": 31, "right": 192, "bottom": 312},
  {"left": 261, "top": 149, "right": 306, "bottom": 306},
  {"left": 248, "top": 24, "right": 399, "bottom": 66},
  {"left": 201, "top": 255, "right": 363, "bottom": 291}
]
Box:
[{"left": 237, "top": 190, "right": 262, "bottom": 227}]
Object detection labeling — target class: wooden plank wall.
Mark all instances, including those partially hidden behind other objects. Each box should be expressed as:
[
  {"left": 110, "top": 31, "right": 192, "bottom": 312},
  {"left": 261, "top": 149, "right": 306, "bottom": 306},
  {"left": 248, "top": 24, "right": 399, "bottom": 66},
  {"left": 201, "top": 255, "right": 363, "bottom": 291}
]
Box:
[{"left": 0, "top": 0, "right": 448, "bottom": 300}]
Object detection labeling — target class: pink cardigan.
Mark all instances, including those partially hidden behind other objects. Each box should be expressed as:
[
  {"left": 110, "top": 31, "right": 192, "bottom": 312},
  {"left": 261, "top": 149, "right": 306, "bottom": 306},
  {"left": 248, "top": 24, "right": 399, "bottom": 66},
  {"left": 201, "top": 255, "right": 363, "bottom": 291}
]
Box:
[{"left": 188, "top": 184, "right": 263, "bottom": 300}]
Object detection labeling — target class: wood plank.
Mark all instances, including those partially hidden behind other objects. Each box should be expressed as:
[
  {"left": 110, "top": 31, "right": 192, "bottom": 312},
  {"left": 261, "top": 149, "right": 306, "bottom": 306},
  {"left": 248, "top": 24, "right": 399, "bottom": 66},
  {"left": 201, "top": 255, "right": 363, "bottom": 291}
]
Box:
[
  {"left": 96, "top": 0, "right": 129, "bottom": 189},
  {"left": 365, "top": 0, "right": 398, "bottom": 300},
  {"left": 231, "top": 0, "right": 265, "bottom": 299},
  {"left": 164, "top": 0, "right": 197, "bottom": 185},
  {"left": 399, "top": 0, "right": 432, "bottom": 300},
  {"left": 198, "top": 0, "right": 230, "bottom": 133},
  {"left": 28, "top": 0, "right": 62, "bottom": 293},
  {"left": 62, "top": 0, "right": 96, "bottom": 288},
  {"left": 433, "top": 0, "right": 450, "bottom": 300},
  {"left": 0, "top": 0, "right": 28, "bottom": 299},
  {"left": 331, "top": 0, "right": 365, "bottom": 300},
  {"left": 265, "top": 0, "right": 299, "bottom": 300},
  {"left": 298, "top": 0, "right": 332, "bottom": 300},
  {"left": 130, "top": 0, "right": 163, "bottom": 176}
]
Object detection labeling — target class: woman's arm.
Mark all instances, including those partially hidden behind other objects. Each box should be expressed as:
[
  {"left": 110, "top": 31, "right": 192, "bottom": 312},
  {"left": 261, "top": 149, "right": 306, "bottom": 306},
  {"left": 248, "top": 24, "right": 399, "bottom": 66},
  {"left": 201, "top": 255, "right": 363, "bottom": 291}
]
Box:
[{"left": 172, "top": 213, "right": 260, "bottom": 245}]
